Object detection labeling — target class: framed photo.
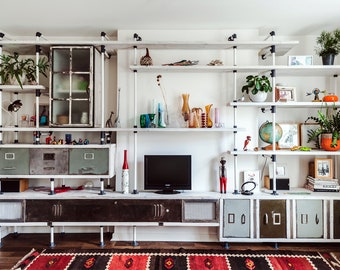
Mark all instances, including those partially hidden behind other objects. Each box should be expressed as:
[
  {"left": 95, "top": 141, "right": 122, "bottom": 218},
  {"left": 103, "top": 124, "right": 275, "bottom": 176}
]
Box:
[
  {"left": 269, "top": 163, "right": 288, "bottom": 178},
  {"left": 299, "top": 123, "right": 320, "bottom": 149},
  {"left": 315, "top": 158, "right": 333, "bottom": 179},
  {"left": 278, "top": 123, "right": 300, "bottom": 149},
  {"left": 276, "top": 86, "right": 296, "bottom": 102},
  {"left": 288, "top": 55, "right": 313, "bottom": 66}
]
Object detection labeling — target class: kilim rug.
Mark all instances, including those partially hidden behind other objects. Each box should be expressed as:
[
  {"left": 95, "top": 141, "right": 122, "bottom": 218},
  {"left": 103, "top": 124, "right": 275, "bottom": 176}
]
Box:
[{"left": 12, "top": 248, "right": 340, "bottom": 270}]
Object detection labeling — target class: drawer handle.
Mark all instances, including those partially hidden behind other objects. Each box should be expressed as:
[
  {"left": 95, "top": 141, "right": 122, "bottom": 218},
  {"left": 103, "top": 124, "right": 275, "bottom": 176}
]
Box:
[
  {"left": 263, "top": 213, "right": 268, "bottom": 224},
  {"left": 241, "top": 214, "right": 246, "bottom": 224},
  {"left": 3, "top": 167, "right": 16, "bottom": 170},
  {"left": 43, "top": 167, "right": 55, "bottom": 171},
  {"left": 315, "top": 214, "right": 319, "bottom": 225}
]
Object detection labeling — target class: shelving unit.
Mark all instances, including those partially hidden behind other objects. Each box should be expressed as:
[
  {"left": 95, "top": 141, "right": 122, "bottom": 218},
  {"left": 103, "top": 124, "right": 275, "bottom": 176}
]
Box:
[{"left": 1, "top": 30, "right": 340, "bottom": 247}]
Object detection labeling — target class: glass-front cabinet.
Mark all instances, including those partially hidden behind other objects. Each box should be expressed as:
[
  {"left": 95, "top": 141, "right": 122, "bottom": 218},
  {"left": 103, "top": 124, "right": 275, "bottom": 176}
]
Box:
[{"left": 49, "top": 46, "right": 94, "bottom": 127}]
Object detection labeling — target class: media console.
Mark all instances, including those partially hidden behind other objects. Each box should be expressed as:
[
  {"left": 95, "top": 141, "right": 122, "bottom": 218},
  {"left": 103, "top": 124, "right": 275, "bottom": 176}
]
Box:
[{"left": 0, "top": 190, "right": 220, "bottom": 247}]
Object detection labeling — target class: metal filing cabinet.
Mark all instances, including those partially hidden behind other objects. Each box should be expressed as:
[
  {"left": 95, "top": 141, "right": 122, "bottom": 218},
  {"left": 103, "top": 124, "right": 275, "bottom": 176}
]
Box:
[
  {"left": 68, "top": 148, "right": 109, "bottom": 175},
  {"left": 223, "top": 199, "right": 250, "bottom": 238},
  {"left": 0, "top": 148, "right": 29, "bottom": 175},
  {"left": 260, "top": 200, "right": 287, "bottom": 238},
  {"left": 296, "top": 199, "right": 323, "bottom": 238},
  {"left": 29, "top": 148, "right": 69, "bottom": 175}
]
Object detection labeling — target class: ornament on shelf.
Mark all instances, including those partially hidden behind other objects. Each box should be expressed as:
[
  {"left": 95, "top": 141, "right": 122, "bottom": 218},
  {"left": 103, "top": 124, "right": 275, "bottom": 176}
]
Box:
[
  {"left": 140, "top": 48, "right": 153, "bottom": 66},
  {"left": 205, "top": 104, "right": 213, "bottom": 128},
  {"left": 122, "top": 149, "right": 129, "bottom": 194},
  {"left": 219, "top": 157, "right": 227, "bottom": 193},
  {"left": 243, "top": 136, "right": 251, "bottom": 151},
  {"left": 181, "top": 93, "right": 190, "bottom": 122},
  {"left": 306, "top": 88, "right": 326, "bottom": 102}
]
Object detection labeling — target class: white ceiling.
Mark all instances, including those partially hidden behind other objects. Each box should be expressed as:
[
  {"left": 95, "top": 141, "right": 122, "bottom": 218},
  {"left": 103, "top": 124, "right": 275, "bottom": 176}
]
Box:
[{"left": 1, "top": 0, "right": 339, "bottom": 38}]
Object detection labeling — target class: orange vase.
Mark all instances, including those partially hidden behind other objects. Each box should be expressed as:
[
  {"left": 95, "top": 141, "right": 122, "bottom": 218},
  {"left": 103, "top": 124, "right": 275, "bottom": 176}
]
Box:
[
  {"left": 205, "top": 104, "right": 213, "bottom": 128},
  {"left": 321, "top": 133, "right": 340, "bottom": 151}
]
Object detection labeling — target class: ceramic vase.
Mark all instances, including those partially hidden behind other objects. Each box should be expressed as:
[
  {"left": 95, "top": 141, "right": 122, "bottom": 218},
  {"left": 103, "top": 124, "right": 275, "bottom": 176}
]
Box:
[{"left": 181, "top": 93, "right": 190, "bottom": 122}]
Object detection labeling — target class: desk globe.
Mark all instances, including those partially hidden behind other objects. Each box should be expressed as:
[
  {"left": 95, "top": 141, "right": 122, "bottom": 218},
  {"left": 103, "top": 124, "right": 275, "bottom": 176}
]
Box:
[{"left": 259, "top": 121, "right": 283, "bottom": 150}]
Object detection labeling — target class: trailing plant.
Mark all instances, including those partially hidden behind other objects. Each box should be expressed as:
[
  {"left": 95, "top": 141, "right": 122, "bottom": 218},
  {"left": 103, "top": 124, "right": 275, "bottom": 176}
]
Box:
[
  {"left": 241, "top": 75, "right": 272, "bottom": 95},
  {"left": 306, "top": 106, "right": 340, "bottom": 148},
  {"left": 315, "top": 29, "right": 340, "bottom": 56}
]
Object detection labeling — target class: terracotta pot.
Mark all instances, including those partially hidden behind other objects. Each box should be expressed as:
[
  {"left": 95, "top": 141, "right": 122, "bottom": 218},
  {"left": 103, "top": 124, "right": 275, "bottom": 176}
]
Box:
[
  {"left": 323, "top": 94, "right": 339, "bottom": 102},
  {"left": 321, "top": 133, "right": 340, "bottom": 151}
]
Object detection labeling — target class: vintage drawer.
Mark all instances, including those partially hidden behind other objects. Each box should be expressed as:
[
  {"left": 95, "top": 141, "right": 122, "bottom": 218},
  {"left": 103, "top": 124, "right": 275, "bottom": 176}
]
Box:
[
  {"left": 0, "top": 148, "right": 29, "bottom": 175},
  {"left": 29, "top": 148, "right": 69, "bottom": 175},
  {"left": 223, "top": 199, "right": 250, "bottom": 238},
  {"left": 69, "top": 148, "right": 109, "bottom": 175},
  {"left": 260, "top": 199, "right": 287, "bottom": 238},
  {"left": 296, "top": 199, "right": 323, "bottom": 238}
]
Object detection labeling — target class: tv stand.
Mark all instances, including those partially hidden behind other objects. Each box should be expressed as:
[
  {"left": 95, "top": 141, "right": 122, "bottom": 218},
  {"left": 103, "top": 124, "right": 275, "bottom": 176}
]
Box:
[{"left": 155, "top": 190, "right": 181, "bottom": 194}]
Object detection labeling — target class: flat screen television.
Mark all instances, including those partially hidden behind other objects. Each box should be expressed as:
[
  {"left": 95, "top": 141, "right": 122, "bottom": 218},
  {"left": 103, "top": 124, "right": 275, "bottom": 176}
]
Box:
[{"left": 144, "top": 155, "right": 192, "bottom": 194}]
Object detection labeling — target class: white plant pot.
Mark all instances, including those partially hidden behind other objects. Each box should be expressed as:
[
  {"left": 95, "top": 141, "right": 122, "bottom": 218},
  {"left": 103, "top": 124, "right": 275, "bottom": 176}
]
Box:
[{"left": 249, "top": 91, "right": 267, "bottom": 102}]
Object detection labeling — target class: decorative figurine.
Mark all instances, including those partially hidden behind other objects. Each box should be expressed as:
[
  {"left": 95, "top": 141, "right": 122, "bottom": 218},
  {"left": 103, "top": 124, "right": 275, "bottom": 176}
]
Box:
[
  {"left": 140, "top": 48, "right": 153, "bottom": 66},
  {"left": 219, "top": 157, "right": 227, "bottom": 194},
  {"left": 306, "top": 88, "right": 326, "bottom": 102},
  {"left": 243, "top": 135, "right": 251, "bottom": 151}
]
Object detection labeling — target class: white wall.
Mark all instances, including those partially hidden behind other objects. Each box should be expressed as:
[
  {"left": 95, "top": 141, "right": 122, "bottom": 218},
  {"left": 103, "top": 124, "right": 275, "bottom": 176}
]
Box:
[{"left": 115, "top": 29, "right": 337, "bottom": 194}]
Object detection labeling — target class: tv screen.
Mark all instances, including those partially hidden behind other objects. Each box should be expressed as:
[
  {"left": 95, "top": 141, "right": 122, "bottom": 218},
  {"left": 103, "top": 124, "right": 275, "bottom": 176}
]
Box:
[{"left": 144, "top": 155, "right": 192, "bottom": 194}]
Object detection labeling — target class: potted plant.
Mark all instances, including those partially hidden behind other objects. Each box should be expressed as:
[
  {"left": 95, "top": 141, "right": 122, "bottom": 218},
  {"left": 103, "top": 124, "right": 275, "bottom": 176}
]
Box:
[
  {"left": 0, "top": 53, "right": 49, "bottom": 88},
  {"left": 24, "top": 57, "right": 49, "bottom": 84},
  {"left": 241, "top": 74, "right": 272, "bottom": 102},
  {"left": 307, "top": 107, "right": 340, "bottom": 150},
  {"left": 315, "top": 29, "right": 340, "bottom": 65}
]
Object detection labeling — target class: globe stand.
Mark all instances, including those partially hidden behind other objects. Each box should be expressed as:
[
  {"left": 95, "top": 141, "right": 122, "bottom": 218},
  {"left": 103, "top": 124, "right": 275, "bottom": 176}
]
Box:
[{"left": 262, "top": 142, "right": 280, "bottom": 150}]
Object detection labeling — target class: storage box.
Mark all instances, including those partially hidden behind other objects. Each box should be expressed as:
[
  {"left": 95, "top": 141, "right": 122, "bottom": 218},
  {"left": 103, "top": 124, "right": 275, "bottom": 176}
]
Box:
[
  {"left": 1, "top": 179, "right": 28, "bottom": 192},
  {"left": 264, "top": 175, "right": 290, "bottom": 190}
]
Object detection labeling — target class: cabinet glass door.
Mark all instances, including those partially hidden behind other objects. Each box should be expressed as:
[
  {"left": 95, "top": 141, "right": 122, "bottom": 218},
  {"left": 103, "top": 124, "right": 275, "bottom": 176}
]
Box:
[{"left": 50, "top": 46, "right": 93, "bottom": 127}]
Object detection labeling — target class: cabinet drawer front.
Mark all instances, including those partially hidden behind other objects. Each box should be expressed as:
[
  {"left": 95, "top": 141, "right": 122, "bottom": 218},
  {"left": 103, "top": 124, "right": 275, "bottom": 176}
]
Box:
[
  {"left": 0, "top": 200, "right": 24, "bottom": 222},
  {"left": 260, "top": 200, "right": 286, "bottom": 238},
  {"left": 223, "top": 199, "right": 250, "bottom": 238},
  {"left": 296, "top": 199, "right": 323, "bottom": 238},
  {"left": 334, "top": 200, "right": 340, "bottom": 239},
  {"left": 29, "top": 149, "right": 69, "bottom": 175},
  {"left": 0, "top": 148, "right": 29, "bottom": 175},
  {"left": 183, "top": 200, "right": 219, "bottom": 222},
  {"left": 69, "top": 148, "right": 109, "bottom": 175},
  {"left": 111, "top": 200, "right": 182, "bottom": 222}
]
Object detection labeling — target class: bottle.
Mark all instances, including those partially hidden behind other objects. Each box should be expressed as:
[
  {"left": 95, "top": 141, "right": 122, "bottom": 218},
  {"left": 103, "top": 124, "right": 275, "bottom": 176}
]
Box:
[{"left": 122, "top": 150, "right": 129, "bottom": 194}]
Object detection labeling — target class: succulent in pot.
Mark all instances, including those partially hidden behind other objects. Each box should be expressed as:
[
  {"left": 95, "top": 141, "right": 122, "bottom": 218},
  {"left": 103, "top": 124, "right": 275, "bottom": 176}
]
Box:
[
  {"left": 307, "top": 106, "right": 340, "bottom": 150},
  {"left": 241, "top": 75, "right": 272, "bottom": 102}
]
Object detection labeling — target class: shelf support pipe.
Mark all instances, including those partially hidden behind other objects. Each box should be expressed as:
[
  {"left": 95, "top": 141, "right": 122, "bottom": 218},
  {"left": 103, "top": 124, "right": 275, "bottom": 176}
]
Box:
[
  {"left": 270, "top": 104, "right": 278, "bottom": 195},
  {"left": 0, "top": 34, "right": 3, "bottom": 144},
  {"left": 101, "top": 33, "right": 106, "bottom": 128},
  {"left": 14, "top": 92, "right": 19, "bottom": 143},
  {"left": 133, "top": 69, "right": 138, "bottom": 194}
]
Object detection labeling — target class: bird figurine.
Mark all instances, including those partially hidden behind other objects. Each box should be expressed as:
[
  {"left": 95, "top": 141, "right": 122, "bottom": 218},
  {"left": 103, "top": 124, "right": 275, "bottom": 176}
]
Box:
[{"left": 140, "top": 48, "right": 153, "bottom": 66}]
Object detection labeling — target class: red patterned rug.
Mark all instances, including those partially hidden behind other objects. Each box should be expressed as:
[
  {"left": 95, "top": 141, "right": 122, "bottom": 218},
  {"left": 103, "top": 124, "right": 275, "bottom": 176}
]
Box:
[{"left": 12, "top": 248, "right": 340, "bottom": 270}]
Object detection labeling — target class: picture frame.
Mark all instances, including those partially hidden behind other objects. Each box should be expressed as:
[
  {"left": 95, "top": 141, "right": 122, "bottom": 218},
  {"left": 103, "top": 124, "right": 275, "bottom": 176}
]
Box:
[
  {"left": 278, "top": 123, "right": 300, "bottom": 149},
  {"left": 276, "top": 86, "right": 296, "bottom": 102},
  {"left": 299, "top": 123, "right": 320, "bottom": 149},
  {"left": 315, "top": 158, "right": 333, "bottom": 179},
  {"left": 269, "top": 163, "right": 288, "bottom": 178},
  {"left": 288, "top": 55, "right": 313, "bottom": 66}
]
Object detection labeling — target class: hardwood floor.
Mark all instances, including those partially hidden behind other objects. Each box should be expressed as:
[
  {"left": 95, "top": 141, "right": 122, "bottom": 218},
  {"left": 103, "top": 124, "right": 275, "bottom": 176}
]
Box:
[{"left": 1, "top": 233, "right": 340, "bottom": 269}]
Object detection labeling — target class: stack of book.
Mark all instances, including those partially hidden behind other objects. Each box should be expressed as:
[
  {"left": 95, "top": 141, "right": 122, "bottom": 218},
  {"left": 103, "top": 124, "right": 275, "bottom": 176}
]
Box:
[{"left": 305, "top": 176, "right": 340, "bottom": 192}]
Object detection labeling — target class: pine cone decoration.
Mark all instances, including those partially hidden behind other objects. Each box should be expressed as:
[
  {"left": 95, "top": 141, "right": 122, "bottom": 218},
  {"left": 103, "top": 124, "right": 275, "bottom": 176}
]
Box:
[{"left": 140, "top": 48, "right": 153, "bottom": 66}]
